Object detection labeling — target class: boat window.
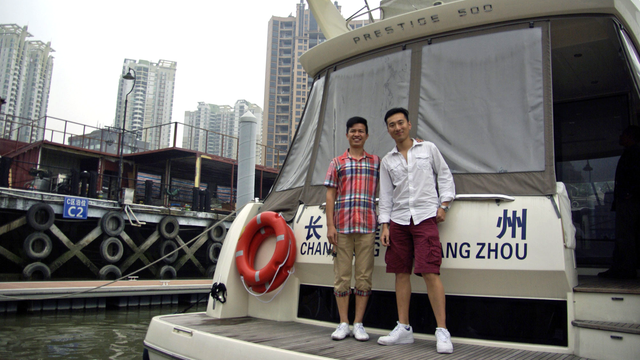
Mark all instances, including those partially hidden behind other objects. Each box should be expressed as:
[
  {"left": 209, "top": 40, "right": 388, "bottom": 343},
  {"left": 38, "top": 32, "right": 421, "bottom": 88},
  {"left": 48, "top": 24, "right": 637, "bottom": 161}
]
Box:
[
  {"left": 310, "top": 50, "right": 412, "bottom": 186},
  {"left": 552, "top": 17, "right": 638, "bottom": 267},
  {"left": 275, "top": 76, "right": 325, "bottom": 191},
  {"left": 555, "top": 96, "right": 627, "bottom": 267},
  {"left": 417, "top": 27, "right": 545, "bottom": 174},
  {"left": 619, "top": 27, "right": 640, "bottom": 98}
]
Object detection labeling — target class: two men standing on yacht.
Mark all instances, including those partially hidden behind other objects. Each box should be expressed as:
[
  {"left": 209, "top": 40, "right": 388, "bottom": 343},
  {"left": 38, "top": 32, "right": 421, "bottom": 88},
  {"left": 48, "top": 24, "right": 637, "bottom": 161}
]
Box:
[
  {"left": 377, "top": 107, "right": 455, "bottom": 353},
  {"left": 324, "top": 108, "right": 455, "bottom": 354}
]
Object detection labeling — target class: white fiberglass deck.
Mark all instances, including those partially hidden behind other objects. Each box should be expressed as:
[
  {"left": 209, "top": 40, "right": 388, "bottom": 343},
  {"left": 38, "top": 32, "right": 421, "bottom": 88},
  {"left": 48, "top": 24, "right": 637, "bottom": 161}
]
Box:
[{"left": 146, "top": 313, "right": 588, "bottom": 360}]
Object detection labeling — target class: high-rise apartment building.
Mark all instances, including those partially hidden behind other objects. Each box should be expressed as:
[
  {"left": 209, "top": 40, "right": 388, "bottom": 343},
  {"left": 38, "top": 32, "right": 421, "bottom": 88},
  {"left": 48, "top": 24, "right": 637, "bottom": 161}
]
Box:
[
  {"left": 183, "top": 102, "right": 214, "bottom": 153},
  {"left": 184, "top": 100, "right": 263, "bottom": 162},
  {"left": 262, "top": 1, "right": 367, "bottom": 168},
  {"left": 183, "top": 103, "right": 233, "bottom": 158},
  {"left": 0, "top": 24, "right": 54, "bottom": 143},
  {"left": 114, "top": 59, "right": 177, "bottom": 150}
]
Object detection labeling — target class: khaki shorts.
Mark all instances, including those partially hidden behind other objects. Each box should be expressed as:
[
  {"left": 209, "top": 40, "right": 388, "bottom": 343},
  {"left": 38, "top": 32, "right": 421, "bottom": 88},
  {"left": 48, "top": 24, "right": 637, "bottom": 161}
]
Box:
[{"left": 333, "top": 232, "right": 375, "bottom": 297}]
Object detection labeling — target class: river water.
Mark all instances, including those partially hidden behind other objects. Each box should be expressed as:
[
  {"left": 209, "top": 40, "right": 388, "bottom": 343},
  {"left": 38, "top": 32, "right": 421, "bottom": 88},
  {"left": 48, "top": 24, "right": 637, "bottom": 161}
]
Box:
[{"left": 0, "top": 303, "right": 207, "bottom": 359}]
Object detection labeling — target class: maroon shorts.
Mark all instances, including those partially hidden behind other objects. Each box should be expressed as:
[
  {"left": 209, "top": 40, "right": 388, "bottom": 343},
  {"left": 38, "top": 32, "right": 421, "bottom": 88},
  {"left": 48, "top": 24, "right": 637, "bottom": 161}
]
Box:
[{"left": 385, "top": 218, "right": 442, "bottom": 275}]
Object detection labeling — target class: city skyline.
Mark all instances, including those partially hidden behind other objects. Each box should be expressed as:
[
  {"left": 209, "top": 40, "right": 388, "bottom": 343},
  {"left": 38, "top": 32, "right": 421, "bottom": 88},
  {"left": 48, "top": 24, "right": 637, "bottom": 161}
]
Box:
[
  {"left": 0, "top": 0, "right": 379, "bottom": 131},
  {"left": 183, "top": 100, "right": 263, "bottom": 162}
]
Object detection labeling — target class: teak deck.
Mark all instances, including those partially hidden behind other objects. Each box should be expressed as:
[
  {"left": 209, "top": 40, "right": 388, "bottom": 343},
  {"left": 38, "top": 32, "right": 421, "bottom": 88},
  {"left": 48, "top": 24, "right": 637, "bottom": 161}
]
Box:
[{"left": 159, "top": 313, "right": 588, "bottom": 360}]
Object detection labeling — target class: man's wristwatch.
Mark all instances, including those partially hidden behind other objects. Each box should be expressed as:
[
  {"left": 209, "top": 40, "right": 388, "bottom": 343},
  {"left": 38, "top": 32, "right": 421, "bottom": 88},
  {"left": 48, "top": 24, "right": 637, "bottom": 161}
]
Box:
[{"left": 439, "top": 205, "right": 450, "bottom": 213}]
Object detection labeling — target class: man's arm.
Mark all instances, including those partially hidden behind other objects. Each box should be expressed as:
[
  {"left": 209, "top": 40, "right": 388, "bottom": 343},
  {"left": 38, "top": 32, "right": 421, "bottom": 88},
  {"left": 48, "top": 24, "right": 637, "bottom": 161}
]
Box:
[
  {"left": 378, "top": 159, "right": 393, "bottom": 246},
  {"left": 430, "top": 144, "right": 455, "bottom": 223},
  {"left": 326, "top": 186, "right": 338, "bottom": 246},
  {"left": 436, "top": 201, "right": 450, "bottom": 223}
]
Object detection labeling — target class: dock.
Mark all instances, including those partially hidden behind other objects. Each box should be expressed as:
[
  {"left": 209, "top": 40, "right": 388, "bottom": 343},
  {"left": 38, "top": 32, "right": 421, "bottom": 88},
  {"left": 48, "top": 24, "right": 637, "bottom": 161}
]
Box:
[{"left": 0, "top": 279, "right": 211, "bottom": 313}]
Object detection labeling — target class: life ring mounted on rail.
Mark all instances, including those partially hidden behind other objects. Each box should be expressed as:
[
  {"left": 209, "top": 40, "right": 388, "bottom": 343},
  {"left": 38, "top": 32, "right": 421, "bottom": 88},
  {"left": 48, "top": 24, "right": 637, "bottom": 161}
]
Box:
[{"left": 235, "top": 211, "right": 296, "bottom": 294}]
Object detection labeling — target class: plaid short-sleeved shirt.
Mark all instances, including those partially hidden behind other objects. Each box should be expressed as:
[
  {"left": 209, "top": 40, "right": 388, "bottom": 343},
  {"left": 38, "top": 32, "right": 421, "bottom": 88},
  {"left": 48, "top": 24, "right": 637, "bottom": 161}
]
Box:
[{"left": 324, "top": 150, "right": 380, "bottom": 234}]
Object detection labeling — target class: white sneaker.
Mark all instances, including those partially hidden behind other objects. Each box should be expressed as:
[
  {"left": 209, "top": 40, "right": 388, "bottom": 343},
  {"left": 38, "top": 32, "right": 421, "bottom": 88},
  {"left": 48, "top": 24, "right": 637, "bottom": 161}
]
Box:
[
  {"left": 331, "top": 322, "right": 351, "bottom": 340},
  {"left": 377, "top": 322, "right": 414, "bottom": 345},
  {"left": 436, "top": 327, "right": 453, "bottom": 353},
  {"left": 353, "top": 323, "right": 369, "bottom": 341}
]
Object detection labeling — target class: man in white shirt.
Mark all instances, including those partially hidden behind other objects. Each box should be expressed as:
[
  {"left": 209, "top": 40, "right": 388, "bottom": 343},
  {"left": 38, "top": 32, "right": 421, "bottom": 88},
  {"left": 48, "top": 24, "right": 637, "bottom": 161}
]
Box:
[{"left": 377, "top": 107, "right": 455, "bottom": 354}]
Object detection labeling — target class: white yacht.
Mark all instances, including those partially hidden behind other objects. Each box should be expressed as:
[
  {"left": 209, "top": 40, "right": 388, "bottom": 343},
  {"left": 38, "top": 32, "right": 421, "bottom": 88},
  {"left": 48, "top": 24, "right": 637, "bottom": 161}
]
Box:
[{"left": 143, "top": 1, "right": 640, "bottom": 359}]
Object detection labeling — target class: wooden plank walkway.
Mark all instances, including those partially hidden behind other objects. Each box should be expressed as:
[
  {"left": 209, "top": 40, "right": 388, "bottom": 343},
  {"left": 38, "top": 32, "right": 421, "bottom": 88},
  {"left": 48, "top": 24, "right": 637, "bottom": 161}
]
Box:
[
  {"left": 574, "top": 275, "right": 640, "bottom": 294},
  {"left": 572, "top": 320, "right": 640, "bottom": 335},
  {"left": 161, "top": 313, "right": 589, "bottom": 360},
  {"left": 0, "top": 279, "right": 211, "bottom": 299}
]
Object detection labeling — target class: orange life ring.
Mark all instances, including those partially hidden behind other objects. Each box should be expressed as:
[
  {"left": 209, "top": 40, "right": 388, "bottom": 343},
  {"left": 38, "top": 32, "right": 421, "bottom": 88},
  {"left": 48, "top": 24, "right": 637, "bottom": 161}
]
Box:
[{"left": 235, "top": 211, "right": 296, "bottom": 293}]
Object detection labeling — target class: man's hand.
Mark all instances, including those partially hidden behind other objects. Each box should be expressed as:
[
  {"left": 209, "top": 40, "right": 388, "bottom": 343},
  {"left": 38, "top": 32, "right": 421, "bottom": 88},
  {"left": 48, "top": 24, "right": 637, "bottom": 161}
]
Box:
[
  {"left": 327, "top": 225, "right": 338, "bottom": 246},
  {"left": 381, "top": 224, "right": 390, "bottom": 246},
  {"left": 436, "top": 208, "right": 446, "bottom": 223}
]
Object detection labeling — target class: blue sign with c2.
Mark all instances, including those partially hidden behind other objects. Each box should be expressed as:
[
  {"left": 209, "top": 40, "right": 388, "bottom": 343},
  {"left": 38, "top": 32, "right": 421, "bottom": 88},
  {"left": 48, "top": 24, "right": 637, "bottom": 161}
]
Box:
[{"left": 63, "top": 196, "right": 88, "bottom": 219}]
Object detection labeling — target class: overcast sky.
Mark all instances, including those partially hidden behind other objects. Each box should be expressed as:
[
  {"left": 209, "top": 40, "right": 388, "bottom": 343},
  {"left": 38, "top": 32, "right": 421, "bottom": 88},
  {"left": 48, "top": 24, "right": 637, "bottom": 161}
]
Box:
[{"left": 0, "top": 0, "right": 379, "bottom": 129}]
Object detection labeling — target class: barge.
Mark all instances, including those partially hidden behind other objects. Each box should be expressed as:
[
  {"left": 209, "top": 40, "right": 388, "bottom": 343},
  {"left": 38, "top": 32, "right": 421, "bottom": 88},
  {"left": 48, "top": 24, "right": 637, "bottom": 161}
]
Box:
[{"left": 0, "top": 108, "right": 278, "bottom": 310}]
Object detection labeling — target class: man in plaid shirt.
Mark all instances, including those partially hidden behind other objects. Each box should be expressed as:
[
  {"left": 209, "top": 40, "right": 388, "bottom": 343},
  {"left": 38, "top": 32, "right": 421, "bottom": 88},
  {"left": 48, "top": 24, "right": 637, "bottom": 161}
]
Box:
[{"left": 324, "top": 116, "right": 380, "bottom": 342}]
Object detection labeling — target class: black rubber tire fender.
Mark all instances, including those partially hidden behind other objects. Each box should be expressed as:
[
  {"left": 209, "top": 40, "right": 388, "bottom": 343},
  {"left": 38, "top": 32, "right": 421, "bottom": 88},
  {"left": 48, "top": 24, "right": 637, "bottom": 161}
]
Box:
[
  {"left": 159, "top": 265, "right": 177, "bottom": 279},
  {"left": 26, "top": 203, "right": 55, "bottom": 231},
  {"left": 207, "top": 241, "right": 223, "bottom": 264},
  {"left": 208, "top": 223, "right": 227, "bottom": 242},
  {"left": 98, "top": 264, "right": 122, "bottom": 280},
  {"left": 101, "top": 211, "right": 125, "bottom": 237},
  {"left": 23, "top": 231, "right": 53, "bottom": 260},
  {"left": 23, "top": 262, "right": 52, "bottom": 280},
  {"left": 100, "top": 237, "right": 124, "bottom": 263},
  {"left": 158, "top": 216, "right": 179, "bottom": 239},
  {"left": 159, "top": 240, "right": 179, "bottom": 264}
]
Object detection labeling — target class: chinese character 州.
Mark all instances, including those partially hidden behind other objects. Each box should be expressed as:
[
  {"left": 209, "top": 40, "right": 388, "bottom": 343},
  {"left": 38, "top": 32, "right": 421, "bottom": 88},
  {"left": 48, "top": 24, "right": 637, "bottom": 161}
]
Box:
[{"left": 496, "top": 209, "right": 527, "bottom": 240}]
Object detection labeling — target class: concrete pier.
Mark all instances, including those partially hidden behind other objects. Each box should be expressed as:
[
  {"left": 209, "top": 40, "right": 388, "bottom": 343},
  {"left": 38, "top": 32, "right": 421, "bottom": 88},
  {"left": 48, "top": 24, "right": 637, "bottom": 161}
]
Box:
[{"left": 0, "top": 279, "right": 211, "bottom": 313}]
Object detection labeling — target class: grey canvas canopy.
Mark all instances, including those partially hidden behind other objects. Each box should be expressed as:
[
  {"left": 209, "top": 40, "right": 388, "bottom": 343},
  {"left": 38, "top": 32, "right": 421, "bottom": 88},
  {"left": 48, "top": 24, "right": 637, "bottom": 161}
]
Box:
[{"left": 263, "top": 22, "right": 555, "bottom": 221}]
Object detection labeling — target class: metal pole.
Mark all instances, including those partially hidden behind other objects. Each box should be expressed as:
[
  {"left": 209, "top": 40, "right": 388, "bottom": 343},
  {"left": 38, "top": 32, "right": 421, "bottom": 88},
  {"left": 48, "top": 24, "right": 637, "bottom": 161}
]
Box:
[
  {"left": 118, "top": 95, "right": 128, "bottom": 202},
  {"left": 118, "top": 68, "right": 135, "bottom": 202}
]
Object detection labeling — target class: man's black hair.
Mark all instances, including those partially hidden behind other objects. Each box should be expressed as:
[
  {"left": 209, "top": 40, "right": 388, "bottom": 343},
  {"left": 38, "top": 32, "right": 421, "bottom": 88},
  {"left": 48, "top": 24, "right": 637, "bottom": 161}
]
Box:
[
  {"left": 384, "top": 107, "right": 410, "bottom": 125},
  {"left": 346, "top": 116, "right": 368, "bottom": 134}
]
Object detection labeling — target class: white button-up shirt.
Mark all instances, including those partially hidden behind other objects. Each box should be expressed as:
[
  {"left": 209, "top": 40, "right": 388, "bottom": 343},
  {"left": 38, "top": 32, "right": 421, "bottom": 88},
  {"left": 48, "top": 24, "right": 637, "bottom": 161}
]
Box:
[{"left": 379, "top": 139, "right": 455, "bottom": 226}]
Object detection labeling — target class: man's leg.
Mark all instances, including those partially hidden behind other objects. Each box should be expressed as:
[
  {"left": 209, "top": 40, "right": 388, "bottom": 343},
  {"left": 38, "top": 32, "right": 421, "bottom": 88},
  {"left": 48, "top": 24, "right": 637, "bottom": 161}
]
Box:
[
  {"left": 424, "top": 272, "right": 453, "bottom": 353},
  {"left": 412, "top": 218, "right": 447, "bottom": 327},
  {"left": 353, "top": 232, "right": 375, "bottom": 324},
  {"left": 604, "top": 201, "right": 639, "bottom": 278},
  {"left": 332, "top": 233, "right": 354, "bottom": 340},
  {"left": 352, "top": 294, "right": 370, "bottom": 341},
  {"left": 354, "top": 295, "right": 368, "bottom": 323},
  {"left": 616, "top": 201, "right": 639, "bottom": 275},
  {"left": 412, "top": 218, "right": 453, "bottom": 353},
  {"left": 377, "top": 272, "right": 414, "bottom": 345},
  {"left": 334, "top": 232, "right": 355, "bottom": 322},
  {"left": 336, "top": 295, "right": 350, "bottom": 324},
  {"left": 378, "top": 222, "right": 415, "bottom": 345},
  {"left": 396, "top": 273, "right": 412, "bottom": 325},
  {"left": 423, "top": 273, "right": 446, "bottom": 328}
]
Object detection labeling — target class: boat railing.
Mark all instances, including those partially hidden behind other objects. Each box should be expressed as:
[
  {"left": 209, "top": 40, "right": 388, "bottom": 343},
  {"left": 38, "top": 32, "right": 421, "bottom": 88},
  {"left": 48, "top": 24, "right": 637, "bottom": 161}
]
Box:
[
  {"left": 0, "top": 113, "right": 283, "bottom": 169},
  {"left": 344, "top": 0, "right": 380, "bottom": 27}
]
